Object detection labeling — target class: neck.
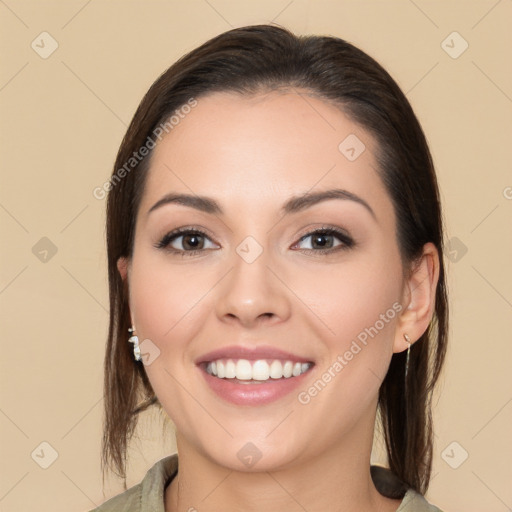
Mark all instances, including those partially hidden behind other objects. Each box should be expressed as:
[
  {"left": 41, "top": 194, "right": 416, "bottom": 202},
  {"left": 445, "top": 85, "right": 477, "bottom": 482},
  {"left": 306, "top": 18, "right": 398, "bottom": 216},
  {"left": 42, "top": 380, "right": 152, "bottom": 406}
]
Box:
[{"left": 165, "top": 405, "right": 402, "bottom": 512}]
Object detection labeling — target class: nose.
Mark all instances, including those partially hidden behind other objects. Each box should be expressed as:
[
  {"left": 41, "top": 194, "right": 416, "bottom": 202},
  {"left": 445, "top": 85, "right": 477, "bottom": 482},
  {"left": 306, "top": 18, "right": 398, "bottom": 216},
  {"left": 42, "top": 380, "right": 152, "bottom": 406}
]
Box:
[{"left": 214, "top": 247, "right": 291, "bottom": 329}]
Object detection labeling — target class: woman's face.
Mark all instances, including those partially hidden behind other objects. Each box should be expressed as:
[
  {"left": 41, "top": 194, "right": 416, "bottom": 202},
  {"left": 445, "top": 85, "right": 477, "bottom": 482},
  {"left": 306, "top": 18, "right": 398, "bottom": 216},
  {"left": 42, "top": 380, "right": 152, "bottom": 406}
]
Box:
[{"left": 123, "top": 90, "right": 408, "bottom": 471}]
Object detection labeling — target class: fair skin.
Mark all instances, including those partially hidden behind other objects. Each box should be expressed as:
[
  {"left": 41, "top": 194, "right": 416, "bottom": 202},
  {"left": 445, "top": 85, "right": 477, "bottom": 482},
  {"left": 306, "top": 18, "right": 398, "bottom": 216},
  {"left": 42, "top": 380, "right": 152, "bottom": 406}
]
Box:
[{"left": 118, "top": 90, "right": 439, "bottom": 512}]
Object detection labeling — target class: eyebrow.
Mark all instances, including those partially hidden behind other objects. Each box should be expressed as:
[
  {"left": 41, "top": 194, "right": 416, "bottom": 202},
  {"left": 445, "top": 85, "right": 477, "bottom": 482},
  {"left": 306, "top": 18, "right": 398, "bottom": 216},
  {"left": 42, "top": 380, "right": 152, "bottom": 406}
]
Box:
[{"left": 147, "top": 188, "right": 376, "bottom": 220}]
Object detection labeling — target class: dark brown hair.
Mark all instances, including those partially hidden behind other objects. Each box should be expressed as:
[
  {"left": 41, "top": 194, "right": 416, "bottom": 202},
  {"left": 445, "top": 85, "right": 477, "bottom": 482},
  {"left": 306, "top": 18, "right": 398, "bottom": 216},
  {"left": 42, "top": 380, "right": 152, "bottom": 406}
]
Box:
[{"left": 103, "top": 24, "right": 448, "bottom": 496}]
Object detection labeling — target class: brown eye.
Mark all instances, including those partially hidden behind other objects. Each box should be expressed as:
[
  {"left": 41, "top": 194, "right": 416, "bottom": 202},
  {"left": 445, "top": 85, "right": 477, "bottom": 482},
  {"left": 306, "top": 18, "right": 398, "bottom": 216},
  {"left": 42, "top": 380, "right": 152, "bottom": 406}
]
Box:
[
  {"left": 156, "top": 229, "right": 218, "bottom": 254},
  {"left": 294, "top": 229, "right": 354, "bottom": 252},
  {"left": 180, "top": 233, "right": 205, "bottom": 250}
]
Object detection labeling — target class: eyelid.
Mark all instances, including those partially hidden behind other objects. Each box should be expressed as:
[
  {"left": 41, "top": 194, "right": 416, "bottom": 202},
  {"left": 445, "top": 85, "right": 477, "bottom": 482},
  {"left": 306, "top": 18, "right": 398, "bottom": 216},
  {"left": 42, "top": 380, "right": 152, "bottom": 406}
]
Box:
[
  {"left": 155, "top": 224, "right": 355, "bottom": 255},
  {"left": 295, "top": 223, "right": 352, "bottom": 240},
  {"left": 155, "top": 226, "right": 220, "bottom": 251},
  {"left": 291, "top": 225, "right": 355, "bottom": 252}
]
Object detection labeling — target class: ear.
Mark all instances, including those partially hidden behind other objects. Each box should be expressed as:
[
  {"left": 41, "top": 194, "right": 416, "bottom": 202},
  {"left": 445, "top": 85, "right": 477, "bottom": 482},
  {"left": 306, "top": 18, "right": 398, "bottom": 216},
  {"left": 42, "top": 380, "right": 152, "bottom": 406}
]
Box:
[
  {"left": 393, "top": 242, "right": 440, "bottom": 353},
  {"left": 117, "top": 256, "right": 129, "bottom": 281}
]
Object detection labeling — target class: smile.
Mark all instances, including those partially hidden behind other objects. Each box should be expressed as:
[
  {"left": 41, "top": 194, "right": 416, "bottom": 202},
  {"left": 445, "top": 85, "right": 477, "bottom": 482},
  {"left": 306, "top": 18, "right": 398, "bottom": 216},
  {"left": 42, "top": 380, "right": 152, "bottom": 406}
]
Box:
[{"left": 205, "top": 358, "right": 313, "bottom": 381}]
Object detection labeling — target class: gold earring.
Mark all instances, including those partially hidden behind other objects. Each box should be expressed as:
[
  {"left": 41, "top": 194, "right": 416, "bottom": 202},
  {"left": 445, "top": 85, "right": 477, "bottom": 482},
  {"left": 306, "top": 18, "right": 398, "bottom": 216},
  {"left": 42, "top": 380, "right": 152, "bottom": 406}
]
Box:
[{"left": 404, "top": 333, "right": 411, "bottom": 379}]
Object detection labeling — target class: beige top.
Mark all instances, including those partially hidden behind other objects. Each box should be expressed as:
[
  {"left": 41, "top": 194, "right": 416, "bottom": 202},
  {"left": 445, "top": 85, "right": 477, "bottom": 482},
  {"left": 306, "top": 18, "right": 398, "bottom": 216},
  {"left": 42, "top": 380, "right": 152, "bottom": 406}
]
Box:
[{"left": 90, "top": 455, "right": 443, "bottom": 511}]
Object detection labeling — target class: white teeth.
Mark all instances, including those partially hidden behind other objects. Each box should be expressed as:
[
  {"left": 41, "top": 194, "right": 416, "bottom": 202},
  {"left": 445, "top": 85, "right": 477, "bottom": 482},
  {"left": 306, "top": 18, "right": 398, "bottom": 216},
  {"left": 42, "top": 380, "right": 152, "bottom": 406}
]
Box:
[
  {"left": 225, "top": 360, "right": 236, "bottom": 378},
  {"left": 252, "top": 360, "right": 270, "bottom": 381},
  {"left": 205, "top": 358, "right": 312, "bottom": 381},
  {"left": 236, "top": 359, "right": 252, "bottom": 380},
  {"left": 283, "top": 361, "right": 293, "bottom": 378},
  {"left": 269, "top": 360, "right": 282, "bottom": 379}
]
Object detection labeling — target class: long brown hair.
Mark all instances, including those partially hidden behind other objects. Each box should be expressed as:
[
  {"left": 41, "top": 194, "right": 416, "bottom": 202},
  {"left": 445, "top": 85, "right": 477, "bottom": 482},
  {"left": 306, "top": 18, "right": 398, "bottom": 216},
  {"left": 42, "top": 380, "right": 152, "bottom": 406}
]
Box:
[{"left": 103, "top": 24, "right": 448, "bottom": 496}]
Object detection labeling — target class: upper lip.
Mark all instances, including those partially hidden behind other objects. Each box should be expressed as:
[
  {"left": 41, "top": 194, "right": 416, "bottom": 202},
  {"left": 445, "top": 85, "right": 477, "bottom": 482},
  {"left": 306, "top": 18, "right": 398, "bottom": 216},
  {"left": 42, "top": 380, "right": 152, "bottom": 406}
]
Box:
[{"left": 195, "top": 345, "right": 313, "bottom": 365}]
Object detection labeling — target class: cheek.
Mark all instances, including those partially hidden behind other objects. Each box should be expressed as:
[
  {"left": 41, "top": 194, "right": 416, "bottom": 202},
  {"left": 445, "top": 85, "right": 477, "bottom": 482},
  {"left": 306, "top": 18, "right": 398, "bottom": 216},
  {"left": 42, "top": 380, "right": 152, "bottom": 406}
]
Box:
[
  {"left": 127, "top": 255, "right": 212, "bottom": 409},
  {"left": 289, "top": 254, "right": 402, "bottom": 344},
  {"left": 129, "top": 253, "right": 215, "bottom": 341},
  {"left": 287, "top": 252, "right": 403, "bottom": 415},
  {"left": 291, "top": 258, "right": 403, "bottom": 423}
]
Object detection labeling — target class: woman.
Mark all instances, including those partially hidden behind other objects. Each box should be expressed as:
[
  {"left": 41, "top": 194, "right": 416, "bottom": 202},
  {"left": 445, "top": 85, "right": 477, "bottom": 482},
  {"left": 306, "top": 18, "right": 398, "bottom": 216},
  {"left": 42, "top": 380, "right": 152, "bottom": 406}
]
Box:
[{"left": 92, "top": 24, "right": 448, "bottom": 511}]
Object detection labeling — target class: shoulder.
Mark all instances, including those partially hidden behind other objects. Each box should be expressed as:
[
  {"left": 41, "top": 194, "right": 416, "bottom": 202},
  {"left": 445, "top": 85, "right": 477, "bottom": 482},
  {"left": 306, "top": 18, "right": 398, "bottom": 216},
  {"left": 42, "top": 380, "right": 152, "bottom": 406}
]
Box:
[
  {"left": 89, "top": 454, "right": 179, "bottom": 512},
  {"left": 371, "top": 465, "right": 444, "bottom": 512},
  {"left": 398, "top": 489, "right": 444, "bottom": 511},
  {"left": 89, "top": 484, "right": 141, "bottom": 512}
]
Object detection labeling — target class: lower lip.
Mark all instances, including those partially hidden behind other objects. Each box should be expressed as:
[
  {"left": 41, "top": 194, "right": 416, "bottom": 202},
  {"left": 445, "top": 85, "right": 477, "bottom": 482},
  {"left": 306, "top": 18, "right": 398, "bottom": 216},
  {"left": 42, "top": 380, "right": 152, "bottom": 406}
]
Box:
[{"left": 199, "top": 365, "right": 313, "bottom": 406}]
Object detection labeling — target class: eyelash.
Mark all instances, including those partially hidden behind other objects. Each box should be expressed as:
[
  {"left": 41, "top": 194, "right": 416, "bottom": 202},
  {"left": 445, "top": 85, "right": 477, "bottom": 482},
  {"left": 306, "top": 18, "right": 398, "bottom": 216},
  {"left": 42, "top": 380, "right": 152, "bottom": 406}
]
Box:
[{"left": 154, "top": 225, "right": 355, "bottom": 257}]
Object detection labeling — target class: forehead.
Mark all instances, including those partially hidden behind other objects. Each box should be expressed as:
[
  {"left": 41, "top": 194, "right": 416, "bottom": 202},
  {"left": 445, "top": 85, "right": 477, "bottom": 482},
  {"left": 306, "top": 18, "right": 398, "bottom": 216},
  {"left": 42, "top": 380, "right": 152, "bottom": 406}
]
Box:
[{"left": 140, "top": 90, "right": 392, "bottom": 220}]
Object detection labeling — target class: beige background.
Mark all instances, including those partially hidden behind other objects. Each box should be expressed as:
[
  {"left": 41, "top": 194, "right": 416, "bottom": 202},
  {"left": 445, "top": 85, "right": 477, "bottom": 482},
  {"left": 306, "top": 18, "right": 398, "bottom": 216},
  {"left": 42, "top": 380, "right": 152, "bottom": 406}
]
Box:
[{"left": 1, "top": 1, "right": 511, "bottom": 511}]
